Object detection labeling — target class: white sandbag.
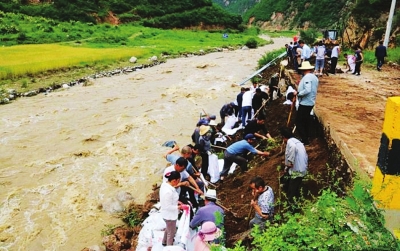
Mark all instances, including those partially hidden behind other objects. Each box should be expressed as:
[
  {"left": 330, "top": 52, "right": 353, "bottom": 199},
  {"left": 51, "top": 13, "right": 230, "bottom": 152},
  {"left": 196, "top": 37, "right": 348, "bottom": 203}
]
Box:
[
  {"left": 137, "top": 210, "right": 166, "bottom": 250},
  {"left": 163, "top": 246, "right": 185, "bottom": 251},
  {"left": 217, "top": 159, "right": 236, "bottom": 174},
  {"left": 176, "top": 205, "right": 191, "bottom": 246},
  {"left": 207, "top": 154, "right": 220, "bottom": 183},
  {"left": 137, "top": 220, "right": 153, "bottom": 250},
  {"left": 221, "top": 127, "right": 240, "bottom": 136},
  {"left": 143, "top": 211, "right": 166, "bottom": 231},
  {"left": 273, "top": 90, "right": 278, "bottom": 100},
  {"left": 151, "top": 230, "right": 165, "bottom": 251}
]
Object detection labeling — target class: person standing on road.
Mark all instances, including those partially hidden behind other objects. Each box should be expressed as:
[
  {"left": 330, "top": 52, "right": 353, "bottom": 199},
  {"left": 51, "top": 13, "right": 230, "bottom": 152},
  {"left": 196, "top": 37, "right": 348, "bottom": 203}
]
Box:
[
  {"left": 375, "top": 41, "right": 387, "bottom": 71},
  {"left": 353, "top": 48, "right": 364, "bottom": 76},
  {"left": 314, "top": 41, "right": 326, "bottom": 76},
  {"left": 329, "top": 41, "right": 340, "bottom": 74},
  {"left": 280, "top": 127, "right": 308, "bottom": 208},
  {"left": 293, "top": 61, "right": 319, "bottom": 145},
  {"left": 299, "top": 40, "right": 312, "bottom": 62},
  {"left": 219, "top": 134, "right": 270, "bottom": 181}
]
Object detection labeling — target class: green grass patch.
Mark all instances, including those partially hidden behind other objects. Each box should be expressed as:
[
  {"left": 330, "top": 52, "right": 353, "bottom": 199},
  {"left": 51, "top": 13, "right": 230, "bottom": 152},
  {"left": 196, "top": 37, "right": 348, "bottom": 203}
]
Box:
[
  {"left": 0, "top": 44, "right": 146, "bottom": 80},
  {"left": 227, "top": 178, "right": 400, "bottom": 251},
  {"left": 264, "top": 30, "right": 298, "bottom": 38},
  {"left": 340, "top": 47, "right": 400, "bottom": 66}
]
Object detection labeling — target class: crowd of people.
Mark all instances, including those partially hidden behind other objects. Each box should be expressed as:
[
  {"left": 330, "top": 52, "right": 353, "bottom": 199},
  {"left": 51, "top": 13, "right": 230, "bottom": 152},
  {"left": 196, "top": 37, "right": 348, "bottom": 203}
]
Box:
[
  {"left": 285, "top": 38, "right": 388, "bottom": 76},
  {"left": 157, "top": 37, "right": 388, "bottom": 250}
]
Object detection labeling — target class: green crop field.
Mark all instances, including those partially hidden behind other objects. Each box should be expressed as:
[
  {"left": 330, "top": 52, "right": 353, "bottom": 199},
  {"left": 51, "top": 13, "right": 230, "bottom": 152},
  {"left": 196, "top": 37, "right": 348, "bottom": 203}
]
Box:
[{"left": 0, "top": 44, "right": 146, "bottom": 79}]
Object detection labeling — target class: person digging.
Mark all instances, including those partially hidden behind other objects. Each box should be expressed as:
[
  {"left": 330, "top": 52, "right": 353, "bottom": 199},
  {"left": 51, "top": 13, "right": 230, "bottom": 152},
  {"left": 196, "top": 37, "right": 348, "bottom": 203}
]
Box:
[{"left": 219, "top": 134, "right": 270, "bottom": 182}]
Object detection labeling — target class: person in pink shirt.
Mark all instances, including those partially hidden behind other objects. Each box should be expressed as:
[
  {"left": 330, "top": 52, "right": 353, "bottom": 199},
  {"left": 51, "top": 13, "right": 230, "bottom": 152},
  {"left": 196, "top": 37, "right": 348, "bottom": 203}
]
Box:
[{"left": 193, "top": 221, "right": 222, "bottom": 251}]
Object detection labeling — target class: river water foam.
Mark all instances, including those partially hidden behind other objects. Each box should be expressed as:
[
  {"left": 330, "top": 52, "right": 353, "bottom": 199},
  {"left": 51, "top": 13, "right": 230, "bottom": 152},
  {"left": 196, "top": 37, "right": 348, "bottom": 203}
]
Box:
[{"left": 0, "top": 37, "right": 287, "bottom": 250}]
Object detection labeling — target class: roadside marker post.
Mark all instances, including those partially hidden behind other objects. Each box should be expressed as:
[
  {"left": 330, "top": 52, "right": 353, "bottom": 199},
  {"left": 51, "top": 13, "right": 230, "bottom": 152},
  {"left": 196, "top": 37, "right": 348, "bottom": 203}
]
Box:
[{"left": 371, "top": 96, "right": 400, "bottom": 238}]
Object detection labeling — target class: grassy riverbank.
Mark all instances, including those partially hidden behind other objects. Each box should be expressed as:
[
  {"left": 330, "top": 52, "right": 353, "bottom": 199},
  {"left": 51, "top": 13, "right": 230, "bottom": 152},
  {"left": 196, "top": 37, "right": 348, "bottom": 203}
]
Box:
[{"left": 0, "top": 11, "right": 269, "bottom": 93}]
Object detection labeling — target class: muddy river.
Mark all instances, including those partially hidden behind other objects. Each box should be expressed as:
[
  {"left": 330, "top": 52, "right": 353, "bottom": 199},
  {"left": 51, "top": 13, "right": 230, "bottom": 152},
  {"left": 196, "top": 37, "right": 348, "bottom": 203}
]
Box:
[{"left": 0, "top": 37, "right": 287, "bottom": 250}]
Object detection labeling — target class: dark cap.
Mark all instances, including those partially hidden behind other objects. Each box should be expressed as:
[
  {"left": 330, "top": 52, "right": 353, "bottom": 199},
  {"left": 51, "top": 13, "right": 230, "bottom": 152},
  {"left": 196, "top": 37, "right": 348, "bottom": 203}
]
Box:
[{"left": 244, "top": 134, "right": 256, "bottom": 140}]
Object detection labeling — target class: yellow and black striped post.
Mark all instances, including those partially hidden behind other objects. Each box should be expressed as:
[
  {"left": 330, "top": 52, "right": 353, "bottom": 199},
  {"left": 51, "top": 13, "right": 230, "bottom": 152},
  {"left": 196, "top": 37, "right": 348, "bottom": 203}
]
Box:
[{"left": 372, "top": 96, "right": 400, "bottom": 238}]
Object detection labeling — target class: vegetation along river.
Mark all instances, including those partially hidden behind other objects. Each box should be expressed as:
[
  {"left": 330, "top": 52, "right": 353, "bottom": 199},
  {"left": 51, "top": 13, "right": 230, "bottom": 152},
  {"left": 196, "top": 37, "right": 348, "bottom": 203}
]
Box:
[{"left": 0, "top": 37, "right": 287, "bottom": 250}]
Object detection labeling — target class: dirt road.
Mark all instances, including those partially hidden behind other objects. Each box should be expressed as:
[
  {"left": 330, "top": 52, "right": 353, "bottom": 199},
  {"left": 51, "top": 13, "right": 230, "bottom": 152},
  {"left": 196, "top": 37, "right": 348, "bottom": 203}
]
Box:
[{"left": 314, "top": 65, "right": 400, "bottom": 176}]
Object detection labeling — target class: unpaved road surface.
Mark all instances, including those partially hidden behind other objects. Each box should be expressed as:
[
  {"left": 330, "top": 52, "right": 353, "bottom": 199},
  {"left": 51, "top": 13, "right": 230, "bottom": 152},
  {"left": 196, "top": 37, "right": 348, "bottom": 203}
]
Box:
[{"left": 313, "top": 65, "right": 400, "bottom": 176}]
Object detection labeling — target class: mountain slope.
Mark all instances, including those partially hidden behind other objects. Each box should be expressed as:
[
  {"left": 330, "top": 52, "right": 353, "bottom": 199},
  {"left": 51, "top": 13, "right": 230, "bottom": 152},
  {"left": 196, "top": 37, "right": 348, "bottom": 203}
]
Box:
[{"left": 0, "top": 0, "right": 242, "bottom": 29}]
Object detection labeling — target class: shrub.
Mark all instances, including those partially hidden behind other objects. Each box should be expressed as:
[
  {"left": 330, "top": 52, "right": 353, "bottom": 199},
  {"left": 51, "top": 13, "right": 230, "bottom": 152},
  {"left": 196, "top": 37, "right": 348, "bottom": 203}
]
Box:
[
  {"left": 122, "top": 210, "right": 141, "bottom": 227},
  {"left": 258, "top": 48, "right": 286, "bottom": 68},
  {"left": 299, "top": 29, "right": 319, "bottom": 45},
  {"left": 245, "top": 38, "right": 258, "bottom": 48},
  {"left": 229, "top": 179, "right": 400, "bottom": 251}
]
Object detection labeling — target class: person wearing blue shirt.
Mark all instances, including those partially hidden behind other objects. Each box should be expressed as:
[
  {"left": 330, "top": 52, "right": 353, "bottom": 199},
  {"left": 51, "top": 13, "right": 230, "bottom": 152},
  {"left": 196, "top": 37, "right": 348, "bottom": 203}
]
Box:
[
  {"left": 219, "top": 134, "right": 270, "bottom": 181},
  {"left": 190, "top": 189, "right": 224, "bottom": 229},
  {"left": 293, "top": 61, "right": 319, "bottom": 145}
]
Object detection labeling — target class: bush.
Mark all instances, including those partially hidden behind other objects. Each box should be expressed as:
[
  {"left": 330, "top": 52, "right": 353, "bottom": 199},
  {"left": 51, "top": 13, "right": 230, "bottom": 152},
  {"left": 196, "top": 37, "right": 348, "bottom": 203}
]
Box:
[
  {"left": 299, "top": 29, "right": 319, "bottom": 45},
  {"left": 231, "top": 179, "right": 400, "bottom": 251},
  {"left": 122, "top": 210, "right": 141, "bottom": 227},
  {"left": 258, "top": 48, "right": 286, "bottom": 68},
  {"left": 245, "top": 38, "right": 258, "bottom": 48}
]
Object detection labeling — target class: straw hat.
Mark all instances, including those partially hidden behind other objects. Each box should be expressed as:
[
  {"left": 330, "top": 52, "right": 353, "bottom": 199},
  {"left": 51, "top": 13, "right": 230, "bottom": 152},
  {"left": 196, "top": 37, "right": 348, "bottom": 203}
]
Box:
[
  {"left": 199, "top": 125, "right": 211, "bottom": 136},
  {"left": 298, "top": 61, "right": 315, "bottom": 70}
]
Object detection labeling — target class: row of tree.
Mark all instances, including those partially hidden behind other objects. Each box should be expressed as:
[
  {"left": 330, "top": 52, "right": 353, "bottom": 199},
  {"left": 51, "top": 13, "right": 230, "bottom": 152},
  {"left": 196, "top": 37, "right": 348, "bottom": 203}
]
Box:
[{"left": 0, "top": 0, "right": 242, "bottom": 29}]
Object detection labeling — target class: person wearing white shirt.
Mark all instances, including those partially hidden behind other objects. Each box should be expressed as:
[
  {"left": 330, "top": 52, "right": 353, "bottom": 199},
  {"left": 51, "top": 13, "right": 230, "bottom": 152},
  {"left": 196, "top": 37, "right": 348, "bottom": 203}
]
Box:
[
  {"left": 314, "top": 41, "right": 326, "bottom": 76},
  {"left": 160, "top": 171, "right": 183, "bottom": 246},
  {"left": 163, "top": 157, "right": 203, "bottom": 211},
  {"left": 299, "top": 40, "right": 311, "bottom": 62},
  {"left": 280, "top": 127, "right": 308, "bottom": 207},
  {"left": 330, "top": 42, "right": 340, "bottom": 74},
  {"left": 241, "top": 88, "right": 252, "bottom": 127}
]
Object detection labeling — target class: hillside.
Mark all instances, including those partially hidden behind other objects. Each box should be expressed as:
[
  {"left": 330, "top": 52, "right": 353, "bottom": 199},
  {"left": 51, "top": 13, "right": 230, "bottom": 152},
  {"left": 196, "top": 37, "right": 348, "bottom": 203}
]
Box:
[
  {"left": 212, "top": 0, "right": 258, "bottom": 15},
  {"left": 213, "top": 0, "right": 400, "bottom": 49},
  {"left": 0, "top": 0, "right": 242, "bottom": 29}
]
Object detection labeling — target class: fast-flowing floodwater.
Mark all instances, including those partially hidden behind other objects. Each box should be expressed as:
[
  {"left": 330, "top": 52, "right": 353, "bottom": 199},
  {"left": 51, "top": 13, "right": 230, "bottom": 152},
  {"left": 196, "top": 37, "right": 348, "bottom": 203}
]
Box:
[{"left": 0, "top": 37, "right": 287, "bottom": 250}]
